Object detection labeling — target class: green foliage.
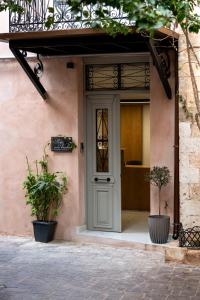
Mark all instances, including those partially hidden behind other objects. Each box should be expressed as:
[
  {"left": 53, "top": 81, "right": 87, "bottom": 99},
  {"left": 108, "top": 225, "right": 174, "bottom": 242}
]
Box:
[
  {"left": 2, "top": 0, "right": 200, "bottom": 35},
  {"left": 179, "top": 95, "right": 194, "bottom": 122},
  {"left": 70, "top": 140, "right": 77, "bottom": 151},
  {"left": 146, "top": 166, "right": 170, "bottom": 215},
  {"left": 66, "top": 0, "right": 200, "bottom": 36},
  {"left": 146, "top": 166, "right": 170, "bottom": 190},
  {"left": 0, "top": 0, "right": 24, "bottom": 13},
  {"left": 23, "top": 150, "right": 67, "bottom": 222}
]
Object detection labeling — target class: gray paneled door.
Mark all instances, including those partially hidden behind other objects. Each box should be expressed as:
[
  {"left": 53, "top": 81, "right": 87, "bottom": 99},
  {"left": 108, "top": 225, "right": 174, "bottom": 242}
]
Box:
[{"left": 87, "top": 95, "right": 121, "bottom": 232}]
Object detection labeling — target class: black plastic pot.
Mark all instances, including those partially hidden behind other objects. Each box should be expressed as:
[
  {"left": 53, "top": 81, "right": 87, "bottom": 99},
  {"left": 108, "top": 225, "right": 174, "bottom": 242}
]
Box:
[
  {"left": 32, "top": 221, "right": 57, "bottom": 243},
  {"left": 148, "top": 215, "right": 170, "bottom": 244}
]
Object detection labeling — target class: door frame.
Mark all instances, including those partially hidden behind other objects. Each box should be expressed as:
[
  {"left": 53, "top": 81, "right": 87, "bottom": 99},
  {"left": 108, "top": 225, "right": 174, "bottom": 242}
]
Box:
[
  {"left": 83, "top": 54, "right": 150, "bottom": 232},
  {"left": 82, "top": 53, "right": 178, "bottom": 234}
]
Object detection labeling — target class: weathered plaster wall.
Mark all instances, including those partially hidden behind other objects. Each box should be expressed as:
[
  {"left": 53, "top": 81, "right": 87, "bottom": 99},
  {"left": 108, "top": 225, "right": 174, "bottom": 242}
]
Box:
[
  {"left": 0, "top": 51, "right": 177, "bottom": 238},
  {"left": 150, "top": 52, "right": 175, "bottom": 223},
  {"left": 0, "top": 12, "right": 12, "bottom": 58},
  {"left": 0, "top": 12, "right": 9, "bottom": 33},
  {"left": 179, "top": 33, "right": 200, "bottom": 228},
  {"left": 0, "top": 57, "right": 84, "bottom": 240}
]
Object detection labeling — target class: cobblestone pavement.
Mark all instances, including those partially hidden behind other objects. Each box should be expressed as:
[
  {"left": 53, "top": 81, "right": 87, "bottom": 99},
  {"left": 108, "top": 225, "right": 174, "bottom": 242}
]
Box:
[{"left": 0, "top": 237, "right": 200, "bottom": 300}]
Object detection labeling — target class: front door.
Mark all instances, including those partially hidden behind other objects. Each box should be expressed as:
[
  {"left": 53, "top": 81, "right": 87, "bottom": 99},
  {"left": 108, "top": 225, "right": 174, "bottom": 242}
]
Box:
[{"left": 87, "top": 95, "right": 121, "bottom": 232}]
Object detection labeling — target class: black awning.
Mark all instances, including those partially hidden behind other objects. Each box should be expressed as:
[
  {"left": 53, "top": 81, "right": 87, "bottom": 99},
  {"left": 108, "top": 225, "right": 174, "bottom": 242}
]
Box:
[
  {"left": 10, "top": 33, "right": 150, "bottom": 56},
  {"left": 0, "top": 28, "right": 178, "bottom": 100}
]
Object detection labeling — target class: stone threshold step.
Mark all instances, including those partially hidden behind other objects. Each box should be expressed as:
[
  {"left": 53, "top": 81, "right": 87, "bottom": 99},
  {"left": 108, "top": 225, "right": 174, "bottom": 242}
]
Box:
[
  {"left": 73, "top": 233, "right": 178, "bottom": 254},
  {"left": 74, "top": 233, "right": 200, "bottom": 266}
]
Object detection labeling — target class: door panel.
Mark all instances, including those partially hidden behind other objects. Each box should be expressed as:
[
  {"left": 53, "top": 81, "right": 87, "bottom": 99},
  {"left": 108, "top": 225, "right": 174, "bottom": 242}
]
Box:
[
  {"left": 87, "top": 95, "right": 121, "bottom": 232},
  {"left": 93, "top": 186, "right": 113, "bottom": 229}
]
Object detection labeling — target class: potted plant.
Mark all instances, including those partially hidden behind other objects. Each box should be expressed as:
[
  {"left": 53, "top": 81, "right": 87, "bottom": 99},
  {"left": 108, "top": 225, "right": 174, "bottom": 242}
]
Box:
[
  {"left": 23, "top": 147, "right": 67, "bottom": 243},
  {"left": 146, "top": 166, "right": 170, "bottom": 244}
]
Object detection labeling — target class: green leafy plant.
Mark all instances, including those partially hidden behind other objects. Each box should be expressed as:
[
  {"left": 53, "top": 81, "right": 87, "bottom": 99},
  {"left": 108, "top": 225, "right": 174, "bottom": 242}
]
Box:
[
  {"left": 23, "top": 147, "right": 67, "bottom": 222},
  {"left": 3, "top": 0, "right": 200, "bottom": 34},
  {"left": 146, "top": 166, "right": 170, "bottom": 215}
]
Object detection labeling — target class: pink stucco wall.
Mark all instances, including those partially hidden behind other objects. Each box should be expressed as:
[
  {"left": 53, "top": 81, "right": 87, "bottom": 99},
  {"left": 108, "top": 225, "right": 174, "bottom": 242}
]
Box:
[
  {"left": 150, "top": 51, "right": 175, "bottom": 223},
  {"left": 0, "top": 53, "right": 175, "bottom": 239},
  {"left": 0, "top": 57, "right": 84, "bottom": 240}
]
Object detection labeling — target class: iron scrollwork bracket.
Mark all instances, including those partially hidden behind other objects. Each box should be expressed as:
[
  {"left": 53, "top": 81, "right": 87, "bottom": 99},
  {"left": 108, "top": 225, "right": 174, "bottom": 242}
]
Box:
[
  {"left": 148, "top": 39, "right": 172, "bottom": 99},
  {"left": 9, "top": 43, "right": 47, "bottom": 100},
  {"left": 158, "top": 50, "right": 171, "bottom": 79},
  {"left": 34, "top": 54, "right": 44, "bottom": 79},
  {"left": 21, "top": 50, "right": 27, "bottom": 58},
  {"left": 21, "top": 51, "right": 44, "bottom": 80}
]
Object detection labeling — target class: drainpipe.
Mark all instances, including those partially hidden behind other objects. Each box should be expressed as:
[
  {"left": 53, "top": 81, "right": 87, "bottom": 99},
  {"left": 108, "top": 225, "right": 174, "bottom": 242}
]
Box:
[{"left": 172, "top": 42, "right": 180, "bottom": 240}]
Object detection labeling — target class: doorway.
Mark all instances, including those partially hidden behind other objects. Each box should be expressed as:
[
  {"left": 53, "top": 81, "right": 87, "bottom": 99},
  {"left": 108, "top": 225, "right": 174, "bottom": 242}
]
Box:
[
  {"left": 85, "top": 59, "right": 151, "bottom": 233},
  {"left": 120, "top": 99, "right": 150, "bottom": 233},
  {"left": 86, "top": 94, "right": 150, "bottom": 233}
]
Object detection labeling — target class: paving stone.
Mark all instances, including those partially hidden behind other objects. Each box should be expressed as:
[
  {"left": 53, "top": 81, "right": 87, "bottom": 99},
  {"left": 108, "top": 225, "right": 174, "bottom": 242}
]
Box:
[
  {"left": 167, "top": 296, "right": 193, "bottom": 300},
  {"left": 0, "top": 236, "right": 200, "bottom": 299},
  {"left": 121, "top": 292, "right": 145, "bottom": 300}
]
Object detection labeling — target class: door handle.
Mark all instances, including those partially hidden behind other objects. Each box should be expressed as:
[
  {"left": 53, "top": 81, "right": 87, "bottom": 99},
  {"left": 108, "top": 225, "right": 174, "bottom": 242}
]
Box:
[{"left": 94, "top": 177, "right": 111, "bottom": 182}]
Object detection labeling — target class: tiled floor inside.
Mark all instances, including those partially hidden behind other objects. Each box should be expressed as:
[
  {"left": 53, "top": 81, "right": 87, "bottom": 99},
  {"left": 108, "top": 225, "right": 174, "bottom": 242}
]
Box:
[{"left": 122, "top": 210, "right": 149, "bottom": 233}]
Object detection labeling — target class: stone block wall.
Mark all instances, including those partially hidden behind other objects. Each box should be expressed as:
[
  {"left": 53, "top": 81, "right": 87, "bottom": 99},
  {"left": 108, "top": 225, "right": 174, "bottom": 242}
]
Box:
[{"left": 179, "top": 33, "right": 200, "bottom": 228}]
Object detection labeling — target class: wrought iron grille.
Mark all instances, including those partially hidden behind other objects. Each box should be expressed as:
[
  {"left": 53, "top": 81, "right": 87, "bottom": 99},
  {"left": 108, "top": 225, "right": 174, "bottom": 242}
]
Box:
[
  {"left": 9, "top": 0, "right": 134, "bottom": 32},
  {"left": 179, "top": 225, "right": 200, "bottom": 248},
  {"left": 96, "top": 109, "right": 109, "bottom": 173},
  {"left": 86, "top": 63, "right": 150, "bottom": 91}
]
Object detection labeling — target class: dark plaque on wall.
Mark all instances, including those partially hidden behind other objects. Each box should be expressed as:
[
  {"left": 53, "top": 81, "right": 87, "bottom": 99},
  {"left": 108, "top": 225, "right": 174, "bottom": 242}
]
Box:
[{"left": 51, "top": 137, "right": 73, "bottom": 152}]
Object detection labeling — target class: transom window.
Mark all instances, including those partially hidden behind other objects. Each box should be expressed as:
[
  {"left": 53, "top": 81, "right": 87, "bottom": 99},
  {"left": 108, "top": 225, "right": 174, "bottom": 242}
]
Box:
[{"left": 86, "top": 63, "right": 150, "bottom": 91}]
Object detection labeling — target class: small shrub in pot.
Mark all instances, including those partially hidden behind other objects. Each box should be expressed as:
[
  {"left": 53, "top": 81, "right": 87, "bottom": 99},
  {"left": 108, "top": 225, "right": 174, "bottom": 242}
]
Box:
[{"left": 146, "top": 166, "right": 170, "bottom": 244}]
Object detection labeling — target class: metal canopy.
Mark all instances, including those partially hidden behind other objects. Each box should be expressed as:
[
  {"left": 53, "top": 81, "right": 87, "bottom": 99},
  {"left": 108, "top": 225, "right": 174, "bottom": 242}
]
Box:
[
  {"left": 9, "top": 33, "right": 150, "bottom": 55},
  {"left": 0, "top": 28, "right": 178, "bottom": 100}
]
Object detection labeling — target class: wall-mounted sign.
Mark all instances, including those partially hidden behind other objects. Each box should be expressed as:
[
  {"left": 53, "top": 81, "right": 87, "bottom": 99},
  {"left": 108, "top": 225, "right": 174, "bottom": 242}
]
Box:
[{"left": 51, "top": 137, "right": 74, "bottom": 152}]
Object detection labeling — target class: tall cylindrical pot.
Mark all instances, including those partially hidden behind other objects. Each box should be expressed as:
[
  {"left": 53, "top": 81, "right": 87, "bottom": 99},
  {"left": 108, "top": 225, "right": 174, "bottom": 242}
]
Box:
[{"left": 148, "top": 215, "right": 170, "bottom": 244}]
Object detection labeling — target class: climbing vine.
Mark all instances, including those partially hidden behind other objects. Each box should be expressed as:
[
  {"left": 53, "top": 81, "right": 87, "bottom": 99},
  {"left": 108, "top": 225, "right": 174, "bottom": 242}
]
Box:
[
  {"left": 179, "top": 95, "right": 194, "bottom": 122},
  {"left": 183, "top": 30, "right": 200, "bottom": 129}
]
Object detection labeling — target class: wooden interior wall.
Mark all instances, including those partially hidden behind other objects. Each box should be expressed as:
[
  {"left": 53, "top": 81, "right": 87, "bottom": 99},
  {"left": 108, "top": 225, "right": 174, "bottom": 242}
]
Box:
[
  {"left": 121, "top": 166, "right": 150, "bottom": 211},
  {"left": 120, "top": 105, "right": 142, "bottom": 163},
  {"left": 121, "top": 104, "right": 150, "bottom": 211}
]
